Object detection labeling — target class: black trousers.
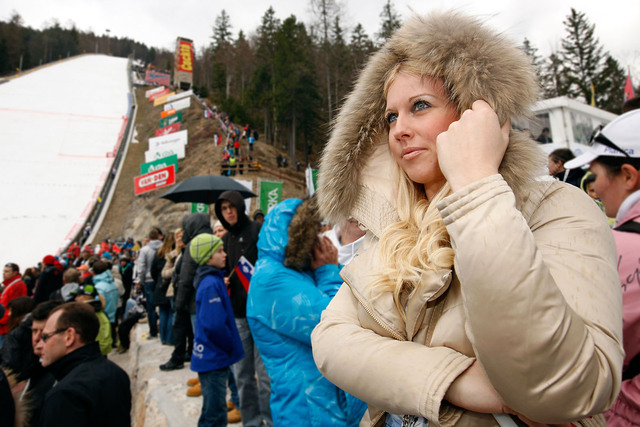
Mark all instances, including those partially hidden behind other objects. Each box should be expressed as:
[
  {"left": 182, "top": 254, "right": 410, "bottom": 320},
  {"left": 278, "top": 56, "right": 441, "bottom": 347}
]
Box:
[
  {"left": 170, "top": 308, "right": 193, "bottom": 363},
  {"left": 118, "top": 312, "right": 142, "bottom": 349}
]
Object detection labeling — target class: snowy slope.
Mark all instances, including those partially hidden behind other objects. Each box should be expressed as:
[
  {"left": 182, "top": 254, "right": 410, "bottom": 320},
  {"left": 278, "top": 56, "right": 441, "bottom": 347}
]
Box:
[{"left": 0, "top": 54, "right": 130, "bottom": 270}]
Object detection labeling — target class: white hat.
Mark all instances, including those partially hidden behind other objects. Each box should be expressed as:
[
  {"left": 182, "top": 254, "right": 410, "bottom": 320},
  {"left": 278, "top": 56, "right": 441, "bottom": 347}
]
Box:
[{"left": 565, "top": 109, "right": 640, "bottom": 169}]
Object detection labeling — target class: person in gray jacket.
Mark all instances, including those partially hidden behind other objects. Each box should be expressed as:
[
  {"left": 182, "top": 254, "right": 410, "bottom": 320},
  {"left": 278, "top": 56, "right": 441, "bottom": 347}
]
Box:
[{"left": 136, "top": 227, "right": 162, "bottom": 338}]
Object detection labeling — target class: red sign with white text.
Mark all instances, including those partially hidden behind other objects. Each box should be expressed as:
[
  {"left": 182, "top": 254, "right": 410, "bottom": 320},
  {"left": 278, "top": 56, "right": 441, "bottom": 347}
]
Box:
[
  {"left": 155, "top": 122, "right": 181, "bottom": 137},
  {"left": 134, "top": 165, "right": 176, "bottom": 195},
  {"left": 149, "top": 88, "right": 169, "bottom": 101}
]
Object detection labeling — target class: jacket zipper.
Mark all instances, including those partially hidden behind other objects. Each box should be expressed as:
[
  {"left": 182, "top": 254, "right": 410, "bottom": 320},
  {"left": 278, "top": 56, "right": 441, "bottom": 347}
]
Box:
[{"left": 349, "top": 287, "right": 405, "bottom": 341}]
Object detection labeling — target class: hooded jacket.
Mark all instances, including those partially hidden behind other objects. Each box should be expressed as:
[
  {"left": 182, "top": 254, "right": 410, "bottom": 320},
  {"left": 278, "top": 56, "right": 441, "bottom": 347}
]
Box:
[
  {"left": 214, "top": 190, "right": 262, "bottom": 318},
  {"left": 92, "top": 270, "right": 118, "bottom": 323},
  {"left": 247, "top": 198, "right": 367, "bottom": 427},
  {"left": 605, "top": 191, "right": 640, "bottom": 426},
  {"left": 175, "top": 213, "right": 212, "bottom": 313},
  {"left": 311, "top": 11, "right": 623, "bottom": 427}
]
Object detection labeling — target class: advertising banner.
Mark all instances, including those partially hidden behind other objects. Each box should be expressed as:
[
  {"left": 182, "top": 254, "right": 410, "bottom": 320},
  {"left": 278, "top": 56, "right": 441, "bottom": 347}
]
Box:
[
  {"left": 191, "top": 203, "right": 209, "bottom": 214},
  {"left": 155, "top": 122, "right": 181, "bottom": 137},
  {"left": 149, "top": 130, "right": 188, "bottom": 151},
  {"left": 145, "top": 86, "right": 165, "bottom": 98},
  {"left": 145, "top": 142, "right": 185, "bottom": 162},
  {"left": 153, "top": 92, "right": 176, "bottom": 107},
  {"left": 158, "top": 111, "right": 182, "bottom": 128},
  {"left": 134, "top": 165, "right": 176, "bottom": 195},
  {"left": 140, "top": 154, "right": 179, "bottom": 175},
  {"left": 167, "top": 90, "right": 193, "bottom": 102},
  {"left": 164, "top": 97, "right": 190, "bottom": 112},
  {"left": 145, "top": 70, "right": 171, "bottom": 87},
  {"left": 160, "top": 109, "right": 176, "bottom": 118},
  {"left": 259, "top": 180, "right": 283, "bottom": 214},
  {"left": 177, "top": 40, "right": 194, "bottom": 73},
  {"left": 149, "top": 88, "right": 169, "bottom": 101}
]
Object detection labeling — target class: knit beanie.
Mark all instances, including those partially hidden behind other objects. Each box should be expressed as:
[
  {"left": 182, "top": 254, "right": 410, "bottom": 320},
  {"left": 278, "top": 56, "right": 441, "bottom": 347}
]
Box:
[{"left": 190, "top": 233, "right": 223, "bottom": 265}]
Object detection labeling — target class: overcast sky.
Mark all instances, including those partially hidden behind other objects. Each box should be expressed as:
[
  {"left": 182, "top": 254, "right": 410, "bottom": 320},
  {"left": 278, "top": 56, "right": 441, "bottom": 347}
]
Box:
[{"left": 3, "top": 0, "right": 640, "bottom": 80}]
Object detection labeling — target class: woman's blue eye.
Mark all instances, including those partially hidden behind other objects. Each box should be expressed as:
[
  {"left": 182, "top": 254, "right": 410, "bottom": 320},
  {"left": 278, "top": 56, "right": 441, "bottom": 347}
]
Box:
[
  {"left": 413, "top": 100, "right": 430, "bottom": 111},
  {"left": 386, "top": 112, "right": 398, "bottom": 124}
]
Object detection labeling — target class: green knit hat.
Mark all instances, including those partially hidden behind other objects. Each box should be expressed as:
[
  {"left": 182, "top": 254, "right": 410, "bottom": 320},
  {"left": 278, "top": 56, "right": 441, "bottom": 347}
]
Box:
[{"left": 190, "top": 233, "right": 223, "bottom": 265}]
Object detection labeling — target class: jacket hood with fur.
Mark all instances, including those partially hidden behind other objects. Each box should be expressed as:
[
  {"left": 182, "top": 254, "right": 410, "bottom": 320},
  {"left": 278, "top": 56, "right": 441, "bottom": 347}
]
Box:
[{"left": 317, "top": 11, "right": 546, "bottom": 236}]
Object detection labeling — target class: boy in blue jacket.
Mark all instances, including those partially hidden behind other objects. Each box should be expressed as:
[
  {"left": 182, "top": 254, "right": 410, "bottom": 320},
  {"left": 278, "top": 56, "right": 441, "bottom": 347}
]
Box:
[{"left": 190, "top": 233, "right": 245, "bottom": 427}]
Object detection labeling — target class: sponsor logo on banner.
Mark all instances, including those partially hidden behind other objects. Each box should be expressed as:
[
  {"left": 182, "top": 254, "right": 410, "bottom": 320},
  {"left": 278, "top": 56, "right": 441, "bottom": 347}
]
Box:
[
  {"left": 145, "top": 70, "right": 171, "bottom": 87},
  {"left": 145, "top": 86, "right": 165, "bottom": 98},
  {"left": 191, "top": 203, "right": 209, "bottom": 213},
  {"left": 164, "top": 97, "right": 190, "bottom": 112},
  {"left": 140, "top": 154, "right": 179, "bottom": 175},
  {"left": 158, "top": 111, "right": 182, "bottom": 128},
  {"left": 155, "top": 122, "right": 181, "bottom": 137},
  {"left": 259, "top": 180, "right": 283, "bottom": 214},
  {"left": 145, "top": 142, "right": 185, "bottom": 162},
  {"left": 149, "top": 129, "right": 188, "bottom": 151},
  {"left": 167, "top": 90, "right": 193, "bottom": 103},
  {"left": 178, "top": 41, "right": 194, "bottom": 72},
  {"left": 134, "top": 165, "right": 176, "bottom": 195},
  {"left": 160, "top": 109, "right": 176, "bottom": 118},
  {"left": 149, "top": 88, "right": 169, "bottom": 101},
  {"left": 153, "top": 92, "right": 176, "bottom": 107}
]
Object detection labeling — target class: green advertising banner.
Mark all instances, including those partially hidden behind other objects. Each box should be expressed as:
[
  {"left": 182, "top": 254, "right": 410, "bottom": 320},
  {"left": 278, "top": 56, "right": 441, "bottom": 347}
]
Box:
[
  {"left": 158, "top": 111, "right": 183, "bottom": 128},
  {"left": 191, "top": 203, "right": 209, "bottom": 214},
  {"left": 140, "top": 154, "right": 179, "bottom": 175},
  {"left": 260, "top": 180, "right": 283, "bottom": 214}
]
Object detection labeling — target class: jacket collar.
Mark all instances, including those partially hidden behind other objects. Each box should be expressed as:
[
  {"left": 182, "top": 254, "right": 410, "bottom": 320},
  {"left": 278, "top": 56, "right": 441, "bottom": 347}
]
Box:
[{"left": 47, "top": 342, "right": 102, "bottom": 381}]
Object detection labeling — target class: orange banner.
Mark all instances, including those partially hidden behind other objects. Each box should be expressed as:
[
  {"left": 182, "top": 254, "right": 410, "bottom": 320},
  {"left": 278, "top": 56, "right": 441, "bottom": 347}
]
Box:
[
  {"left": 177, "top": 41, "right": 194, "bottom": 73},
  {"left": 161, "top": 109, "right": 176, "bottom": 118}
]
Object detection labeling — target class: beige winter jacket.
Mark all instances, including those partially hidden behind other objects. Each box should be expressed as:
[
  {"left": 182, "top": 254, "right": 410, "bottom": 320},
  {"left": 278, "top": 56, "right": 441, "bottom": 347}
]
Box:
[{"left": 311, "top": 12, "right": 624, "bottom": 426}]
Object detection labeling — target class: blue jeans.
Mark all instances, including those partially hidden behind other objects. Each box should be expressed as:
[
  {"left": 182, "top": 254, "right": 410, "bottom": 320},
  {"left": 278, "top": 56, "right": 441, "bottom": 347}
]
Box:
[
  {"left": 198, "top": 368, "right": 229, "bottom": 427},
  {"left": 158, "top": 299, "right": 174, "bottom": 345},
  {"left": 228, "top": 370, "right": 239, "bottom": 406},
  {"left": 231, "top": 318, "right": 272, "bottom": 427},
  {"left": 143, "top": 281, "right": 158, "bottom": 337}
]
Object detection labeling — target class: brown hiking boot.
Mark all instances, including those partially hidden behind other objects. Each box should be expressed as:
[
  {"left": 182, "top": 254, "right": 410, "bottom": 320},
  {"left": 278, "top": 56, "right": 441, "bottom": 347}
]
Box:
[
  {"left": 227, "top": 408, "right": 242, "bottom": 423},
  {"left": 227, "top": 401, "right": 235, "bottom": 411},
  {"left": 186, "top": 377, "right": 199, "bottom": 387},
  {"left": 186, "top": 383, "right": 201, "bottom": 397}
]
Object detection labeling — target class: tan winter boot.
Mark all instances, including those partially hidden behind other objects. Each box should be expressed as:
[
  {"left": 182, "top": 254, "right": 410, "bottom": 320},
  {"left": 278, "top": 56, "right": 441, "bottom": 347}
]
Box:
[
  {"left": 227, "top": 401, "right": 235, "bottom": 411},
  {"left": 186, "top": 377, "right": 199, "bottom": 387},
  {"left": 186, "top": 383, "right": 201, "bottom": 397},
  {"left": 227, "top": 408, "right": 242, "bottom": 423}
]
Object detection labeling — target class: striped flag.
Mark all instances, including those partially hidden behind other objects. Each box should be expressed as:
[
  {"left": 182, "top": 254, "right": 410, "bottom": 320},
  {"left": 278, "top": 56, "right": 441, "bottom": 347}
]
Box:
[{"left": 234, "top": 256, "right": 254, "bottom": 294}]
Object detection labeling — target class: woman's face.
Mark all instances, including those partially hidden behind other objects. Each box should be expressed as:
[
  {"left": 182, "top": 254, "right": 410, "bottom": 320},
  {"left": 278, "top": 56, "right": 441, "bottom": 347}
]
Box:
[
  {"left": 385, "top": 73, "right": 458, "bottom": 198},
  {"left": 589, "top": 161, "right": 627, "bottom": 217}
]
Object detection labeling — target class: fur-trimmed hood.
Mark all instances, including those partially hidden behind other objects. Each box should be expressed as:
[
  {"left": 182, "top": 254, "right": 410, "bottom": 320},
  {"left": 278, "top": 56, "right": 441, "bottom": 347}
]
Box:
[
  {"left": 317, "top": 11, "right": 546, "bottom": 236},
  {"left": 257, "top": 198, "right": 321, "bottom": 272}
]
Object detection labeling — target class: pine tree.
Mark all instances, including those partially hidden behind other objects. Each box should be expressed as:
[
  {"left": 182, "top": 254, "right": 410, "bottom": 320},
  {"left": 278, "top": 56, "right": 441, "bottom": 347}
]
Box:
[
  {"left": 349, "top": 23, "right": 374, "bottom": 77},
  {"left": 210, "top": 10, "right": 234, "bottom": 100},
  {"left": 541, "top": 52, "right": 570, "bottom": 99},
  {"left": 377, "top": 0, "right": 401, "bottom": 45},
  {"left": 521, "top": 38, "right": 543, "bottom": 86},
  {"left": 560, "top": 8, "right": 625, "bottom": 112},
  {"left": 310, "top": 0, "right": 339, "bottom": 123}
]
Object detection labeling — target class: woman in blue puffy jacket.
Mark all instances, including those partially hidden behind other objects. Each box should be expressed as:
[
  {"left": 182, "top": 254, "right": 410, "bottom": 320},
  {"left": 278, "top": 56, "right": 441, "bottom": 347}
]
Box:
[{"left": 247, "top": 198, "right": 366, "bottom": 426}]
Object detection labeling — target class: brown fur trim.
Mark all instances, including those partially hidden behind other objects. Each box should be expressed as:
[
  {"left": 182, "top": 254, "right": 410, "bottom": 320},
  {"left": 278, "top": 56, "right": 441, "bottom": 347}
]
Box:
[
  {"left": 284, "top": 197, "right": 322, "bottom": 271},
  {"left": 318, "top": 11, "right": 544, "bottom": 223},
  {"left": 2, "top": 368, "right": 28, "bottom": 427}
]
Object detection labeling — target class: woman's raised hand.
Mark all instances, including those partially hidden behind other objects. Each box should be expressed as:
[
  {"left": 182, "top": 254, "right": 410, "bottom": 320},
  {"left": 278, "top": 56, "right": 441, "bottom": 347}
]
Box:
[{"left": 436, "top": 100, "right": 510, "bottom": 192}]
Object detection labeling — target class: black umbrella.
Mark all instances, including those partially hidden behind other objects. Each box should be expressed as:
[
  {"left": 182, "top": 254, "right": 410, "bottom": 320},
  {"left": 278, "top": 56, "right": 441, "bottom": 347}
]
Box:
[{"left": 160, "top": 175, "right": 257, "bottom": 204}]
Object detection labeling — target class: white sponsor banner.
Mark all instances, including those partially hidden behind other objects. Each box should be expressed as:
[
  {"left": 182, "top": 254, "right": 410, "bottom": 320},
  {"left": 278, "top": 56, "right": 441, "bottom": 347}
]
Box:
[
  {"left": 235, "top": 179, "right": 253, "bottom": 215},
  {"left": 145, "top": 142, "right": 185, "bottom": 162},
  {"left": 148, "top": 129, "right": 188, "bottom": 151},
  {"left": 167, "top": 90, "right": 193, "bottom": 102},
  {"left": 145, "top": 86, "right": 165, "bottom": 97},
  {"left": 164, "top": 97, "right": 190, "bottom": 112}
]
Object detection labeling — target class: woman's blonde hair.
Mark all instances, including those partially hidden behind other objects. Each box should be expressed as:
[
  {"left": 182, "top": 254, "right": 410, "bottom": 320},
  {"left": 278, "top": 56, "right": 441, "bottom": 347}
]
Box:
[{"left": 374, "top": 64, "right": 456, "bottom": 318}]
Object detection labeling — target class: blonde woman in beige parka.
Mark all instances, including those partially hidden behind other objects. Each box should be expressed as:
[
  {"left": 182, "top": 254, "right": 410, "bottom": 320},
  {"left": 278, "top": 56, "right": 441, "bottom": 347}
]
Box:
[{"left": 311, "top": 11, "right": 624, "bottom": 427}]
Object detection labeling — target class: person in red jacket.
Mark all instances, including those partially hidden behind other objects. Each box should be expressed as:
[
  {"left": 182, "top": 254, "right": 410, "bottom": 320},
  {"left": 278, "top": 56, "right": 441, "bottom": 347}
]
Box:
[{"left": 0, "top": 262, "right": 27, "bottom": 345}]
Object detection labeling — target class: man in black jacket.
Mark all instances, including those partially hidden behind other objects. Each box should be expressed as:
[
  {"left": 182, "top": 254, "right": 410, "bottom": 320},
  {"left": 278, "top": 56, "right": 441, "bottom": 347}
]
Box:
[
  {"left": 35, "top": 302, "right": 131, "bottom": 427},
  {"left": 215, "top": 190, "right": 272, "bottom": 427},
  {"left": 160, "top": 212, "right": 211, "bottom": 371}
]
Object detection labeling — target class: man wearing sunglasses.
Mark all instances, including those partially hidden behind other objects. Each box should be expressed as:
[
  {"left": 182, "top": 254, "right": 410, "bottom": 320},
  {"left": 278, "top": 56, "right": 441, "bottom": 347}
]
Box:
[{"left": 35, "top": 302, "right": 131, "bottom": 427}]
